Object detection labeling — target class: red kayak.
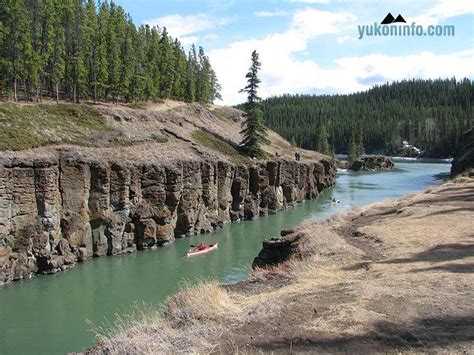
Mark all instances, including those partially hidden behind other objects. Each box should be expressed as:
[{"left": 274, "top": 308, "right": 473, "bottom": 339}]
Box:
[{"left": 186, "top": 243, "right": 218, "bottom": 257}]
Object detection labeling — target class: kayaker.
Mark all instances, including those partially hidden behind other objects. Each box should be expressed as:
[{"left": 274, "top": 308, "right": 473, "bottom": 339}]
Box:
[{"left": 197, "top": 242, "right": 206, "bottom": 250}]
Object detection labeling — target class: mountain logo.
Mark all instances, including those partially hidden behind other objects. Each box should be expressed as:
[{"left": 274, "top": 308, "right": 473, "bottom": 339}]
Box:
[{"left": 381, "top": 13, "right": 406, "bottom": 24}]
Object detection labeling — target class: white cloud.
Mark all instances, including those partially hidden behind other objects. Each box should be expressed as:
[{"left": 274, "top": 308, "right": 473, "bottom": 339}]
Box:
[
  {"left": 288, "top": 0, "right": 329, "bottom": 3},
  {"left": 254, "top": 10, "right": 289, "bottom": 17},
  {"left": 410, "top": 0, "right": 474, "bottom": 26},
  {"left": 209, "top": 8, "right": 358, "bottom": 104},
  {"left": 179, "top": 36, "right": 199, "bottom": 46},
  {"left": 209, "top": 6, "right": 473, "bottom": 105},
  {"left": 144, "top": 13, "right": 231, "bottom": 39},
  {"left": 290, "top": 8, "right": 356, "bottom": 36},
  {"left": 334, "top": 50, "right": 474, "bottom": 89},
  {"left": 203, "top": 33, "right": 218, "bottom": 40},
  {"left": 336, "top": 35, "right": 353, "bottom": 43}
]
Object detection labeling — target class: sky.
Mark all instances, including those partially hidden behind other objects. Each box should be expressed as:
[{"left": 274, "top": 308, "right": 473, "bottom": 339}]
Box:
[{"left": 114, "top": 0, "right": 474, "bottom": 105}]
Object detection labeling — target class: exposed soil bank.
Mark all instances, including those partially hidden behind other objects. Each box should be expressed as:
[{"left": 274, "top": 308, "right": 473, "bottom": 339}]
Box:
[{"left": 89, "top": 176, "right": 473, "bottom": 353}]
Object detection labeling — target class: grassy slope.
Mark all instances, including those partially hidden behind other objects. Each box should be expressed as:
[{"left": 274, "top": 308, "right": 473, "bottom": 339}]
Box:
[
  {"left": 0, "top": 104, "right": 112, "bottom": 150},
  {"left": 88, "top": 177, "right": 474, "bottom": 354},
  {"left": 0, "top": 101, "right": 326, "bottom": 167},
  {"left": 191, "top": 130, "right": 251, "bottom": 165}
]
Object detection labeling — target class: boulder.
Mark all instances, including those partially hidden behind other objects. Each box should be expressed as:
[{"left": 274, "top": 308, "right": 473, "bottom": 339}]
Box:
[
  {"left": 349, "top": 155, "right": 394, "bottom": 172},
  {"left": 252, "top": 232, "right": 304, "bottom": 268}
]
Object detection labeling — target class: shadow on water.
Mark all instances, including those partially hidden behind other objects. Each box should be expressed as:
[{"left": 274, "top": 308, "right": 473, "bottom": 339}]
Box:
[{"left": 433, "top": 172, "right": 451, "bottom": 181}]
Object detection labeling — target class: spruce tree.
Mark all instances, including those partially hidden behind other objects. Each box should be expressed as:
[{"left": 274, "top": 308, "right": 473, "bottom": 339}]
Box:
[
  {"left": 0, "top": 0, "right": 219, "bottom": 105},
  {"left": 96, "top": 2, "right": 109, "bottom": 100},
  {"left": 290, "top": 136, "right": 297, "bottom": 147},
  {"left": 348, "top": 129, "right": 359, "bottom": 163},
  {"left": 184, "top": 45, "right": 198, "bottom": 102},
  {"left": 49, "top": 0, "right": 65, "bottom": 102},
  {"left": 239, "top": 50, "right": 270, "bottom": 158},
  {"left": 81, "top": 0, "right": 97, "bottom": 101},
  {"left": 357, "top": 128, "right": 365, "bottom": 157},
  {"left": 315, "top": 121, "right": 330, "bottom": 155},
  {"left": 158, "top": 28, "right": 173, "bottom": 98}
]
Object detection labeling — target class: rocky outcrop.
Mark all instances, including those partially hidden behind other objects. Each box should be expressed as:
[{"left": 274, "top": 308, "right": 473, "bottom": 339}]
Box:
[
  {"left": 252, "top": 232, "right": 305, "bottom": 268},
  {"left": 386, "top": 141, "right": 422, "bottom": 158},
  {"left": 451, "top": 128, "right": 474, "bottom": 177},
  {"left": 349, "top": 155, "right": 394, "bottom": 172},
  {"left": 0, "top": 150, "right": 336, "bottom": 285}
]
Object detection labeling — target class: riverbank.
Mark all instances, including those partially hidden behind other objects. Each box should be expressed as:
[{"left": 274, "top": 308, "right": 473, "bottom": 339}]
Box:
[
  {"left": 0, "top": 101, "right": 336, "bottom": 285},
  {"left": 89, "top": 175, "right": 474, "bottom": 353}
]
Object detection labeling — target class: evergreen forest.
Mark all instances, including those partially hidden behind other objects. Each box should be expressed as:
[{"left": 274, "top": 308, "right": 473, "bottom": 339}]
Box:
[
  {"left": 261, "top": 78, "right": 473, "bottom": 157},
  {"left": 0, "top": 0, "right": 221, "bottom": 103}
]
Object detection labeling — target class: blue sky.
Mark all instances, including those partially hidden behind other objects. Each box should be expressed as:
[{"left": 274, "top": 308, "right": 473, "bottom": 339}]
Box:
[{"left": 114, "top": 0, "right": 474, "bottom": 104}]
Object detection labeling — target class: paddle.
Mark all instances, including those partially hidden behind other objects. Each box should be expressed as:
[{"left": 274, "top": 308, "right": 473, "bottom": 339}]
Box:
[{"left": 189, "top": 242, "right": 217, "bottom": 248}]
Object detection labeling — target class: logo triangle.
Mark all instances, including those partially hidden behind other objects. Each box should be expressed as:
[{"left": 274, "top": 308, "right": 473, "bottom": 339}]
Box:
[
  {"left": 381, "top": 13, "right": 395, "bottom": 24},
  {"left": 394, "top": 14, "right": 406, "bottom": 23}
]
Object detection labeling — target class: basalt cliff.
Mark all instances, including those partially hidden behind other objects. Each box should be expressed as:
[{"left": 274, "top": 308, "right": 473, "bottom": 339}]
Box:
[{"left": 0, "top": 101, "right": 336, "bottom": 285}]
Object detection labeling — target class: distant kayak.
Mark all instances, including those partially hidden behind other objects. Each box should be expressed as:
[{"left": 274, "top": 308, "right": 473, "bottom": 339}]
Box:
[{"left": 186, "top": 243, "right": 218, "bottom": 257}]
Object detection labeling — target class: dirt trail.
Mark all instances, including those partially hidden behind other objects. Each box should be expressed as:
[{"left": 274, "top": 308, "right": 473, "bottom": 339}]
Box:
[
  {"left": 89, "top": 177, "right": 474, "bottom": 354},
  {"left": 225, "top": 177, "right": 474, "bottom": 353}
]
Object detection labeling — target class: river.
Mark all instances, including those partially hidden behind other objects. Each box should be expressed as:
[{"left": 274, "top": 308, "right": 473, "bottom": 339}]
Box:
[{"left": 0, "top": 161, "right": 450, "bottom": 354}]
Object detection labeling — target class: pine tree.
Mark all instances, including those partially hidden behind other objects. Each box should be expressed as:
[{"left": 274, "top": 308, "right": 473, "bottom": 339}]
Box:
[
  {"left": 210, "top": 67, "right": 222, "bottom": 101},
  {"left": 158, "top": 28, "right": 173, "bottom": 98},
  {"left": 0, "top": 0, "right": 219, "bottom": 105},
  {"left": 3, "top": 0, "right": 29, "bottom": 101},
  {"left": 0, "top": 3, "right": 7, "bottom": 96},
  {"left": 357, "top": 128, "right": 365, "bottom": 157},
  {"left": 106, "top": 2, "right": 123, "bottom": 103},
  {"left": 96, "top": 1, "right": 109, "bottom": 100},
  {"left": 348, "top": 129, "right": 359, "bottom": 163},
  {"left": 26, "top": 0, "right": 42, "bottom": 101},
  {"left": 239, "top": 50, "right": 270, "bottom": 158},
  {"left": 171, "top": 39, "right": 186, "bottom": 100},
  {"left": 121, "top": 16, "right": 136, "bottom": 101},
  {"left": 290, "top": 136, "right": 297, "bottom": 147},
  {"left": 315, "top": 120, "right": 330, "bottom": 155},
  {"left": 184, "top": 45, "right": 197, "bottom": 102},
  {"left": 49, "top": 0, "right": 65, "bottom": 102},
  {"left": 196, "top": 46, "right": 211, "bottom": 102},
  {"left": 80, "top": 0, "right": 97, "bottom": 101},
  {"left": 38, "top": 0, "right": 56, "bottom": 101}
]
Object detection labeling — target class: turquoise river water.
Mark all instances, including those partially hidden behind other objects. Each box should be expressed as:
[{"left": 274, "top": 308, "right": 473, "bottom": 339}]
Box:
[{"left": 0, "top": 161, "right": 450, "bottom": 354}]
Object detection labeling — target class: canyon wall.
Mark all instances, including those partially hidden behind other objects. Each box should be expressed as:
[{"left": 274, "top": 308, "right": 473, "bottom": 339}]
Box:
[{"left": 0, "top": 150, "right": 336, "bottom": 285}]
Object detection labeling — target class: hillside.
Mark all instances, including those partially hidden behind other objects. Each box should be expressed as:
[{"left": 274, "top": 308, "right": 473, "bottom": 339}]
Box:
[
  {"left": 0, "top": 100, "right": 325, "bottom": 163},
  {"left": 0, "top": 1, "right": 219, "bottom": 104},
  {"left": 261, "top": 78, "right": 473, "bottom": 158},
  {"left": 0, "top": 100, "right": 336, "bottom": 285}
]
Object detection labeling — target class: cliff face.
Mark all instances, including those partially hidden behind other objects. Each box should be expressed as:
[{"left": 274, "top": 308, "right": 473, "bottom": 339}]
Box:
[{"left": 0, "top": 151, "right": 336, "bottom": 285}]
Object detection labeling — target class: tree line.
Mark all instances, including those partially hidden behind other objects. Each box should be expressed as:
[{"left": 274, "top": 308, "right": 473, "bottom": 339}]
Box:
[
  {"left": 261, "top": 78, "right": 473, "bottom": 157},
  {"left": 0, "top": 0, "right": 221, "bottom": 103}
]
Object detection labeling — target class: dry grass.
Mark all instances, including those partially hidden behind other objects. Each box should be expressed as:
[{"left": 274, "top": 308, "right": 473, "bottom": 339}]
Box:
[
  {"left": 88, "top": 282, "right": 236, "bottom": 354},
  {"left": 89, "top": 177, "right": 474, "bottom": 354},
  {"left": 1, "top": 100, "right": 330, "bottom": 166}
]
